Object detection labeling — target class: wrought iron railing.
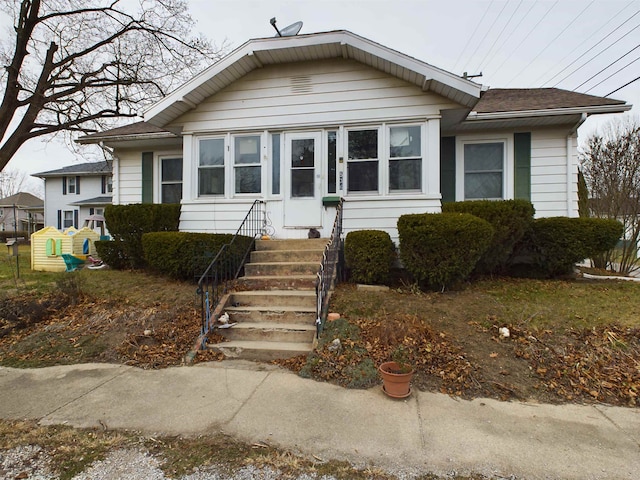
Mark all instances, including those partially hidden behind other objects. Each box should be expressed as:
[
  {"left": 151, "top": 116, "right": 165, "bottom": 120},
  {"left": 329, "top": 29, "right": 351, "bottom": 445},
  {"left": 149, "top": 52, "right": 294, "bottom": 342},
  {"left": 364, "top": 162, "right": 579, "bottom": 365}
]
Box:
[
  {"left": 315, "top": 198, "right": 344, "bottom": 337},
  {"left": 197, "top": 200, "right": 265, "bottom": 345}
]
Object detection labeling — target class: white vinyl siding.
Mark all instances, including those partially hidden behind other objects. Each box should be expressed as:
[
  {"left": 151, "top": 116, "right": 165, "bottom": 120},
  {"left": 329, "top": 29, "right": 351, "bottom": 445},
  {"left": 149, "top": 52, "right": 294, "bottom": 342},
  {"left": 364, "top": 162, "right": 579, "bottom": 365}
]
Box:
[
  {"left": 530, "top": 130, "right": 578, "bottom": 218},
  {"left": 172, "top": 59, "right": 458, "bottom": 132}
]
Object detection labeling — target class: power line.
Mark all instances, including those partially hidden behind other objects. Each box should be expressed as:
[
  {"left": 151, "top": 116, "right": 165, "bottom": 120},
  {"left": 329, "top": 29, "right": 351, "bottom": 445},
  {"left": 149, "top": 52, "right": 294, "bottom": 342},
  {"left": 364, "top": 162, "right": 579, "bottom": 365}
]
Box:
[
  {"left": 472, "top": 0, "right": 524, "bottom": 74},
  {"left": 584, "top": 55, "right": 640, "bottom": 93},
  {"left": 534, "top": 1, "right": 636, "bottom": 86},
  {"left": 461, "top": 1, "right": 510, "bottom": 76},
  {"left": 506, "top": 1, "right": 595, "bottom": 86},
  {"left": 576, "top": 44, "right": 640, "bottom": 91},
  {"left": 553, "top": 22, "right": 640, "bottom": 88},
  {"left": 494, "top": 1, "right": 558, "bottom": 85},
  {"left": 452, "top": 0, "right": 495, "bottom": 73},
  {"left": 481, "top": 1, "right": 536, "bottom": 74},
  {"left": 606, "top": 75, "right": 640, "bottom": 97}
]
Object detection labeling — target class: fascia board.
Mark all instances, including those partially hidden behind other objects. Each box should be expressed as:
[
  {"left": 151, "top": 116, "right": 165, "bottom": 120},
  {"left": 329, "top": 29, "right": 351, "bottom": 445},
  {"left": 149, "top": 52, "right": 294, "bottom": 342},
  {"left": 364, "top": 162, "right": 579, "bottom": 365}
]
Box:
[{"left": 466, "top": 103, "right": 632, "bottom": 121}]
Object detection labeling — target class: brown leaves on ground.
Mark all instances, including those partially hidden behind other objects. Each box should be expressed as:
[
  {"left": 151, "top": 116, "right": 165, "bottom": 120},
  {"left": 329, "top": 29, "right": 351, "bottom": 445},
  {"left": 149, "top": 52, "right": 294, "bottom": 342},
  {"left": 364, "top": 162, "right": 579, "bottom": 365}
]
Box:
[{"left": 513, "top": 325, "right": 640, "bottom": 407}]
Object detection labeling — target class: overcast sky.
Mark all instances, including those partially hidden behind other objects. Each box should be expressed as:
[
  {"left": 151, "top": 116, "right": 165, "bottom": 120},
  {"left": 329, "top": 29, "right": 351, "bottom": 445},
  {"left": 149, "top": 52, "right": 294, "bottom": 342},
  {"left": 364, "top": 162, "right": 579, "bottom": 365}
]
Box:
[{"left": 5, "top": 0, "right": 640, "bottom": 192}]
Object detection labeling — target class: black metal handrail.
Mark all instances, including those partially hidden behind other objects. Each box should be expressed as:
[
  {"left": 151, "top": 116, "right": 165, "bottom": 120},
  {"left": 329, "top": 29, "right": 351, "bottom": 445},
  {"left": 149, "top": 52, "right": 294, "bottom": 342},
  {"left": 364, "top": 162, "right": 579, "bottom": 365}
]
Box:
[
  {"left": 197, "top": 200, "right": 265, "bottom": 345},
  {"left": 315, "top": 198, "right": 344, "bottom": 337}
]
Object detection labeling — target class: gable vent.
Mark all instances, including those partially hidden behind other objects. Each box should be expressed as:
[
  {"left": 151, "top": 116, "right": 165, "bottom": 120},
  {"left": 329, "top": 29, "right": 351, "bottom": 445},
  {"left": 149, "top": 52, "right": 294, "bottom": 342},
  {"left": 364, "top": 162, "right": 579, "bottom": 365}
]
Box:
[{"left": 290, "top": 75, "right": 313, "bottom": 94}]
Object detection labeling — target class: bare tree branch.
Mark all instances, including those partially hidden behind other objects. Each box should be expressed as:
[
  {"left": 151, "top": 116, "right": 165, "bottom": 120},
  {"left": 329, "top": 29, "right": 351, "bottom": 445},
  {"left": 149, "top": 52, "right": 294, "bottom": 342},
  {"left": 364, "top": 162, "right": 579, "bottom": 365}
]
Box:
[{"left": 0, "top": 0, "right": 227, "bottom": 171}]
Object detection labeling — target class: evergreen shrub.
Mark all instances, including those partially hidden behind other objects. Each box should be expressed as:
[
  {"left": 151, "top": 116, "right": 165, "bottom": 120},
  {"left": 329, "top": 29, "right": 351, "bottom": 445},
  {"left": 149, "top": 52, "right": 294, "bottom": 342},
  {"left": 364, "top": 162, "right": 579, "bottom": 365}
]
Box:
[
  {"left": 104, "top": 204, "right": 181, "bottom": 269},
  {"left": 397, "top": 212, "right": 493, "bottom": 291},
  {"left": 508, "top": 217, "right": 623, "bottom": 278},
  {"left": 142, "top": 231, "right": 254, "bottom": 281},
  {"left": 344, "top": 230, "right": 396, "bottom": 285},
  {"left": 442, "top": 199, "right": 535, "bottom": 274}
]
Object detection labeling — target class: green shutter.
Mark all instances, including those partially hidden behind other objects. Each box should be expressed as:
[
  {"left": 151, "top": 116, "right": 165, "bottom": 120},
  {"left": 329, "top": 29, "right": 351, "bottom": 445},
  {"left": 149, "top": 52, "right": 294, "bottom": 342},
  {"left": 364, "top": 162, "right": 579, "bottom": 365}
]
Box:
[
  {"left": 142, "top": 152, "right": 153, "bottom": 204},
  {"left": 514, "top": 132, "right": 531, "bottom": 200},
  {"left": 440, "top": 136, "right": 456, "bottom": 204}
]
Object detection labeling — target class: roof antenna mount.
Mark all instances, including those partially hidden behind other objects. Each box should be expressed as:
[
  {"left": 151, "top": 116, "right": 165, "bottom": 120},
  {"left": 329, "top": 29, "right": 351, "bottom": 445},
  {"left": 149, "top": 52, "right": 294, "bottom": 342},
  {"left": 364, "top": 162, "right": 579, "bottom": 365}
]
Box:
[{"left": 270, "top": 17, "right": 303, "bottom": 37}]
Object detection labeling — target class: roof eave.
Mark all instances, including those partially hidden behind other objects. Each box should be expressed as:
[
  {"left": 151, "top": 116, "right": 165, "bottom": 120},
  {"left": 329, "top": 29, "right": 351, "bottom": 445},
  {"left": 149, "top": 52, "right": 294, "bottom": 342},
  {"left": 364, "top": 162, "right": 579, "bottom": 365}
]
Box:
[
  {"left": 76, "top": 131, "right": 178, "bottom": 145},
  {"left": 466, "top": 103, "right": 632, "bottom": 121}
]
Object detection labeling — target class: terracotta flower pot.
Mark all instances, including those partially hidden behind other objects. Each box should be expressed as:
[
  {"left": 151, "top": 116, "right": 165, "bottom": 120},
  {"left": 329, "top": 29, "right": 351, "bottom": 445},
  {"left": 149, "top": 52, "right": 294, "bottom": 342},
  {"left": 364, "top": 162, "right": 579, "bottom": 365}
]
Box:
[{"left": 379, "top": 361, "right": 414, "bottom": 398}]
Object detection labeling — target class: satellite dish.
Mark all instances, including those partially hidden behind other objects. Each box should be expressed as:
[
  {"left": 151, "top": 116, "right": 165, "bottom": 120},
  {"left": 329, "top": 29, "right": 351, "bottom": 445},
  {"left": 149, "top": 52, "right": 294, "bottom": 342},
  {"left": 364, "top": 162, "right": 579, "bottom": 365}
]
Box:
[{"left": 270, "top": 17, "right": 303, "bottom": 37}]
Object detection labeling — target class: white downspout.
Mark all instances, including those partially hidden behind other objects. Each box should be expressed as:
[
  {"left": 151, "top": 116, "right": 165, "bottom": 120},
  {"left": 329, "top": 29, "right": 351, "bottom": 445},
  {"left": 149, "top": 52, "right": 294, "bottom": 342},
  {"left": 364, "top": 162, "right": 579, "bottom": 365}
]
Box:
[{"left": 567, "top": 113, "right": 587, "bottom": 217}]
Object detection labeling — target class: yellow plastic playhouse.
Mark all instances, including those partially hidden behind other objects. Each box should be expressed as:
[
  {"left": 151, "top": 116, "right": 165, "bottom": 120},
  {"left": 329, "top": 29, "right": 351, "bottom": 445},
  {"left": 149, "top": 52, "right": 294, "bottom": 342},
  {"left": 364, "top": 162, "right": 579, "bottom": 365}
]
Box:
[{"left": 31, "top": 226, "right": 100, "bottom": 272}]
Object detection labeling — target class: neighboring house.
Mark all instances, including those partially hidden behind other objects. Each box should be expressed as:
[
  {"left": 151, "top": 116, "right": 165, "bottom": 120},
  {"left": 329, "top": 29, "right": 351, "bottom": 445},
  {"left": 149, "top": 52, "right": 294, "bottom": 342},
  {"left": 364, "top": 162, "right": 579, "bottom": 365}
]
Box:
[
  {"left": 0, "top": 192, "right": 44, "bottom": 235},
  {"left": 77, "top": 30, "right": 631, "bottom": 242},
  {"left": 34, "top": 161, "right": 112, "bottom": 235}
]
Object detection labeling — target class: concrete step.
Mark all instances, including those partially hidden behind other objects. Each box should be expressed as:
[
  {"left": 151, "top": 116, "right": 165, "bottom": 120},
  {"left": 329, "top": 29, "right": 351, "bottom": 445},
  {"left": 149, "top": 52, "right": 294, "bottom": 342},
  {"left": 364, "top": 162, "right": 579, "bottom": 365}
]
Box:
[
  {"left": 223, "top": 305, "right": 316, "bottom": 324},
  {"left": 250, "top": 249, "right": 325, "bottom": 263},
  {"left": 207, "top": 340, "right": 314, "bottom": 361},
  {"left": 256, "top": 238, "right": 328, "bottom": 251},
  {"left": 219, "top": 322, "right": 316, "bottom": 343},
  {"left": 228, "top": 290, "right": 316, "bottom": 308},
  {"left": 237, "top": 275, "right": 317, "bottom": 291},
  {"left": 244, "top": 262, "right": 320, "bottom": 277}
]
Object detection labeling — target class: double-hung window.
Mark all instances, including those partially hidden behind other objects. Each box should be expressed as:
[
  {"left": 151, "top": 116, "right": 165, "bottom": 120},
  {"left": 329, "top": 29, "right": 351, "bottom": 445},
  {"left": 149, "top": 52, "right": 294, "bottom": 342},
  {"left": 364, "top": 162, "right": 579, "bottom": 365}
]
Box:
[
  {"left": 160, "top": 157, "right": 183, "bottom": 204},
  {"left": 463, "top": 142, "right": 505, "bottom": 200},
  {"left": 347, "top": 129, "right": 379, "bottom": 193},
  {"left": 63, "top": 210, "right": 74, "bottom": 228},
  {"left": 199, "top": 138, "right": 225, "bottom": 196},
  {"left": 234, "top": 135, "right": 261, "bottom": 194},
  {"left": 389, "top": 126, "right": 421, "bottom": 191}
]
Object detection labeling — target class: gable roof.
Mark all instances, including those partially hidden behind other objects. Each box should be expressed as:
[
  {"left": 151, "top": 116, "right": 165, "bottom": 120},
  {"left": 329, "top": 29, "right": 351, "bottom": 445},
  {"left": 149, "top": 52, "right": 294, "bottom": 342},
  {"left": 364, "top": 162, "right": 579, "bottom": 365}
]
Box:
[
  {"left": 34, "top": 160, "right": 112, "bottom": 178},
  {"left": 0, "top": 192, "right": 43, "bottom": 208},
  {"left": 473, "top": 88, "right": 629, "bottom": 115},
  {"left": 143, "top": 30, "right": 483, "bottom": 128}
]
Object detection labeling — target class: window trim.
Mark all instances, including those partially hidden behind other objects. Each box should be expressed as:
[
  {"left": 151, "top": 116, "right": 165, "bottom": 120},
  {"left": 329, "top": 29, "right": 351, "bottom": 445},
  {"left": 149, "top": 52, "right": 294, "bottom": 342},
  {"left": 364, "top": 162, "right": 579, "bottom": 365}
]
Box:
[
  {"left": 387, "top": 124, "right": 423, "bottom": 194},
  {"left": 232, "top": 134, "right": 263, "bottom": 196},
  {"left": 345, "top": 126, "right": 382, "bottom": 195},
  {"left": 456, "top": 135, "right": 514, "bottom": 201},
  {"left": 152, "top": 151, "right": 183, "bottom": 203}
]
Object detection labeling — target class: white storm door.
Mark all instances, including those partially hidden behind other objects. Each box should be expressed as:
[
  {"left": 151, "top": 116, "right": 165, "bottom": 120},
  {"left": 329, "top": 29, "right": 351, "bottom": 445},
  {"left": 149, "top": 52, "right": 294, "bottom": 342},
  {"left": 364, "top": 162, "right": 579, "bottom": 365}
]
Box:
[{"left": 284, "top": 132, "right": 322, "bottom": 228}]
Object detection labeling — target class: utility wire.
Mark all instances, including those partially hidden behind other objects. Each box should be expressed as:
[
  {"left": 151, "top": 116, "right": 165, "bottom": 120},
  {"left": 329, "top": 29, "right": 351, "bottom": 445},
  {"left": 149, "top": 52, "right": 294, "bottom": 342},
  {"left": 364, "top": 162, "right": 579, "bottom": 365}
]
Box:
[
  {"left": 584, "top": 55, "right": 640, "bottom": 93},
  {"left": 553, "top": 22, "right": 640, "bottom": 87},
  {"left": 506, "top": 1, "right": 595, "bottom": 86},
  {"left": 473, "top": 0, "right": 524, "bottom": 74},
  {"left": 464, "top": 1, "right": 509, "bottom": 74},
  {"left": 606, "top": 75, "right": 640, "bottom": 97},
  {"left": 495, "top": 2, "right": 558, "bottom": 85},
  {"left": 576, "top": 44, "right": 640, "bottom": 91},
  {"left": 452, "top": 0, "right": 495, "bottom": 73},
  {"left": 535, "top": 1, "right": 636, "bottom": 86},
  {"left": 481, "top": 1, "right": 536, "bottom": 74}
]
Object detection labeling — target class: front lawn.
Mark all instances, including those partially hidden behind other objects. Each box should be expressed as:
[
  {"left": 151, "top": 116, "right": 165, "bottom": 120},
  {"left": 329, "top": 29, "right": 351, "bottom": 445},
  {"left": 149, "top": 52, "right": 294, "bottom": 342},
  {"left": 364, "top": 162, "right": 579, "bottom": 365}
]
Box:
[{"left": 1, "top": 248, "right": 638, "bottom": 406}]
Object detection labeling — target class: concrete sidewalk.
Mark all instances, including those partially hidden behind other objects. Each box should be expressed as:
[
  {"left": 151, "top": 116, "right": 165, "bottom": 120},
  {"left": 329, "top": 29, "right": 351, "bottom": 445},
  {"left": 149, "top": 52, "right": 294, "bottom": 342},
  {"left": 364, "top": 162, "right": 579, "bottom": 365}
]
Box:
[{"left": 0, "top": 361, "right": 638, "bottom": 480}]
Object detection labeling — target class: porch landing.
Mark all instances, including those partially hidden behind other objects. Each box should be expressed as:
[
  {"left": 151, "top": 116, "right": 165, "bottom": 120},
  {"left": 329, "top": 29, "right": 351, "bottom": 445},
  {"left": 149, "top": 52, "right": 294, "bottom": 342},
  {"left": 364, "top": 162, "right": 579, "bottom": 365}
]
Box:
[{"left": 206, "top": 238, "right": 327, "bottom": 361}]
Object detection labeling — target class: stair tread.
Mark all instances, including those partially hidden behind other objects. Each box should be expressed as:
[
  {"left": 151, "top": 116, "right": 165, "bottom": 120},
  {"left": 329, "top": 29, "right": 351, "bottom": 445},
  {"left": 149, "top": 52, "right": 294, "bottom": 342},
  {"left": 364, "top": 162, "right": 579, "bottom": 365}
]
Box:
[
  {"left": 225, "top": 305, "right": 316, "bottom": 313},
  {"left": 232, "top": 290, "right": 316, "bottom": 296},
  {"left": 220, "top": 322, "right": 315, "bottom": 331},
  {"left": 209, "top": 340, "right": 314, "bottom": 351}
]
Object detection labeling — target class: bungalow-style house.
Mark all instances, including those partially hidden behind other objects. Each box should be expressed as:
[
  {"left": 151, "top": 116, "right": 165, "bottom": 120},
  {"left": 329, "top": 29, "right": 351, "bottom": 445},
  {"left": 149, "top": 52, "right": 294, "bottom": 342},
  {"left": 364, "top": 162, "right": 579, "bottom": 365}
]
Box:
[
  {"left": 34, "top": 161, "right": 112, "bottom": 235},
  {"left": 77, "top": 30, "right": 631, "bottom": 242},
  {"left": 0, "top": 192, "right": 44, "bottom": 235}
]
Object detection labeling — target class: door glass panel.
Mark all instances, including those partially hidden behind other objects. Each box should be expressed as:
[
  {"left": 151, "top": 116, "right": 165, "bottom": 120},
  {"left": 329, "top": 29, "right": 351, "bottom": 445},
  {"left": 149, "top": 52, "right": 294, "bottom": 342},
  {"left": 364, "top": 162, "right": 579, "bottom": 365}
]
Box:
[{"left": 291, "top": 138, "right": 315, "bottom": 198}]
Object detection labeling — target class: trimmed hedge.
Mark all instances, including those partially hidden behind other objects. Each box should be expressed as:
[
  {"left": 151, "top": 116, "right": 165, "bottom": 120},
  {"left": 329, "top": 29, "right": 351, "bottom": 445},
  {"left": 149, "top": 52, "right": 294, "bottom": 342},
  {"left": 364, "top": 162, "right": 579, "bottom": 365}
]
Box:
[
  {"left": 398, "top": 212, "right": 494, "bottom": 291},
  {"left": 442, "top": 199, "right": 535, "bottom": 274},
  {"left": 104, "top": 204, "right": 181, "bottom": 269},
  {"left": 508, "top": 217, "right": 623, "bottom": 278},
  {"left": 94, "top": 239, "right": 129, "bottom": 270},
  {"left": 344, "top": 230, "right": 395, "bottom": 285},
  {"left": 142, "top": 231, "right": 254, "bottom": 281}
]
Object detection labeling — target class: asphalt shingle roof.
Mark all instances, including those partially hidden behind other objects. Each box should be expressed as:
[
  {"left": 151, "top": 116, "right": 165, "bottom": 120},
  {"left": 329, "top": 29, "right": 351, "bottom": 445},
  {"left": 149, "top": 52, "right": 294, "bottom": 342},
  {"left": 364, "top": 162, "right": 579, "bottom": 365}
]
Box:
[
  {"left": 473, "top": 88, "right": 627, "bottom": 113},
  {"left": 0, "top": 192, "right": 43, "bottom": 207},
  {"left": 34, "top": 160, "right": 112, "bottom": 177}
]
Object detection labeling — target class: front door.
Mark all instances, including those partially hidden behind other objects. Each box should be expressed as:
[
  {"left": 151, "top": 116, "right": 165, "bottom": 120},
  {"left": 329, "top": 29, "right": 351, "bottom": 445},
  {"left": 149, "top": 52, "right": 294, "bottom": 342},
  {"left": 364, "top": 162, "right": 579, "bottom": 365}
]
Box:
[{"left": 284, "top": 132, "right": 322, "bottom": 228}]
